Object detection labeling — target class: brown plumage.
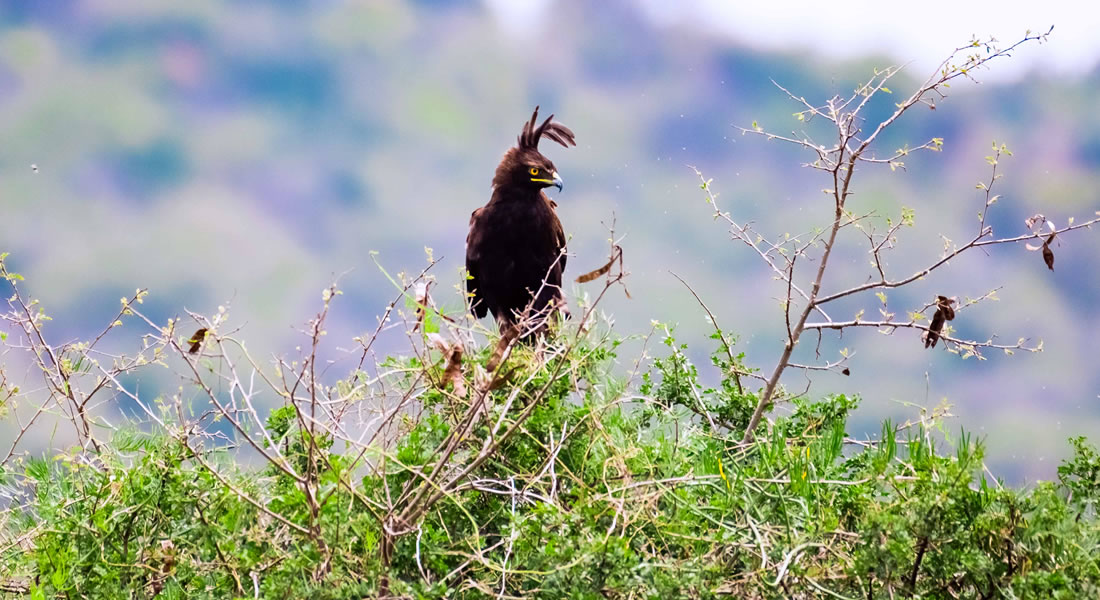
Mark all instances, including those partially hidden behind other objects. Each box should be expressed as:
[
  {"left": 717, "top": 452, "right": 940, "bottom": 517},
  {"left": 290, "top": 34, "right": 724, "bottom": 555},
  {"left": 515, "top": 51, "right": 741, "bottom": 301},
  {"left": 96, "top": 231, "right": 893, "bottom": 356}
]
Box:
[
  {"left": 465, "top": 107, "right": 575, "bottom": 333},
  {"left": 1042, "top": 232, "right": 1057, "bottom": 271},
  {"left": 923, "top": 296, "right": 956, "bottom": 349},
  {"left": 187, "top": 328, "right": 208, "bottom": 354}
]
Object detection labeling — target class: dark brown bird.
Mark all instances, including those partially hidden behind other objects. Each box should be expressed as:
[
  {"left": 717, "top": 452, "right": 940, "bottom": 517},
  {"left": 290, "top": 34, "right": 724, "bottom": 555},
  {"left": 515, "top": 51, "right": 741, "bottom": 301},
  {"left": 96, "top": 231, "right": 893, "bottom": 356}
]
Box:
[
  {"left": 923, "top": 296, "right": 956, "bottom": 349},
  {"left": 187, "top": 328, "right": 208, "bottom": 354},
  {"left": 1042, "top": 232, "right": 1057, "bottom": 271},
  {"left": 465, "top": 107, "right": 575, "bottom": 333}
]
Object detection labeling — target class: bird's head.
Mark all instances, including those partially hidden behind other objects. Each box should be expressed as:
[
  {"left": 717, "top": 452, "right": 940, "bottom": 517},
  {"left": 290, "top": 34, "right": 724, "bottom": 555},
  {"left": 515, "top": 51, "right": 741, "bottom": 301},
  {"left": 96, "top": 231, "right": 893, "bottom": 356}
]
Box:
[
  {"left": 493, "top": 106, "right": 575, "bottom": 193},
  {"left": 499, "top": 149, "right": 562, "bottom": 192}
]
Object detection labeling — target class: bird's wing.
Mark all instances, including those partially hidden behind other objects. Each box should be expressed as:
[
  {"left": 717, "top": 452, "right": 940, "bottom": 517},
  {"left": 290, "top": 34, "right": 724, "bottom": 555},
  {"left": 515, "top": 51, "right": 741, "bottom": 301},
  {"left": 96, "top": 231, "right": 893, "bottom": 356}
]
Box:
[
  {"left": 465, "top": 207, "right": 488, "bottom": 318},
  {"left": 546, "top": 208, "right": 570, "bottom": 319},
  {"left": 550, "top": 206, "right": 567, "bottom": 285}
]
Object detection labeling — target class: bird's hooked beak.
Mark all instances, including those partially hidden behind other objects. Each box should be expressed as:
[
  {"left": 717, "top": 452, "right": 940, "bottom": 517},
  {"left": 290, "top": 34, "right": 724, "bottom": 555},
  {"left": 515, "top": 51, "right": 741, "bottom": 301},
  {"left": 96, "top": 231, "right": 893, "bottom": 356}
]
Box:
[
  {"left": 551, "top": 171, "right": 563, "bottom": 192},
  {"left": 531, "top": 170, "right": 564, "bottom": 192}
]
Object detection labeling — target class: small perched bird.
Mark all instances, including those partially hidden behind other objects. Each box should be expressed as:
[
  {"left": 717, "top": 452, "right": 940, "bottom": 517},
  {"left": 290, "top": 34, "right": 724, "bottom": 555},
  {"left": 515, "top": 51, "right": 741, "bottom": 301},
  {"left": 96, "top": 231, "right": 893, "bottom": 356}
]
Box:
[
  {"left": 923, "top": 296, "right": 956, "bottom": 349},
  {"left": 465, "top": 107, "right": 576, "bottom": 333}
]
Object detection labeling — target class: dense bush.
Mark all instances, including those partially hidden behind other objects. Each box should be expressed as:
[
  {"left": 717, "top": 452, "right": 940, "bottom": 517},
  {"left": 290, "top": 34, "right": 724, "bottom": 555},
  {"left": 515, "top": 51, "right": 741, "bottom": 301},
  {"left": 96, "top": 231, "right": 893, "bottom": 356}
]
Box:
[{"left": 2, "top": 320, "right": 1099, "bottom": 598}]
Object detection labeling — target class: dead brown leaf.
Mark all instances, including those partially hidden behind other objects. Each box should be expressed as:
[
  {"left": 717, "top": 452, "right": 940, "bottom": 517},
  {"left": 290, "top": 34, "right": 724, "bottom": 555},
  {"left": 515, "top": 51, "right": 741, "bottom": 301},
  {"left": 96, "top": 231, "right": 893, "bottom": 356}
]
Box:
[
  {"left": 441, "top": 345, "right": 465, "bottom": 397},
  {"left": 426, "top": 333, "right": 466, "bottom": 396},
  {"left": 576, "top": 245, "right": 625, "bottom": 284},
  {"left": 575, "top": 256, "right": 615, "bottom": 283},
  {"left": 413, "top": 282, "right": 431, "bottom": 331},
  {"left": 486, "top": 325, "right": 519, "bottom": 373}
]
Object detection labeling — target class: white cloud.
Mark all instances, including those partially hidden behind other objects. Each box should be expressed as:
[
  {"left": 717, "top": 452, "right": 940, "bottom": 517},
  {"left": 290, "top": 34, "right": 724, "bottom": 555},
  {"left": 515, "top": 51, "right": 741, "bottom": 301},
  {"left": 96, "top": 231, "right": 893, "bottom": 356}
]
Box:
[
  {"left": 497, "top": 0, "right": 1099, "bottom": 80},
  {"left": 483, "top": 0, "right": 554, "bottom": 38},
  {"left": 698, "top": 0, "right": 1095, "bottom": 79}
]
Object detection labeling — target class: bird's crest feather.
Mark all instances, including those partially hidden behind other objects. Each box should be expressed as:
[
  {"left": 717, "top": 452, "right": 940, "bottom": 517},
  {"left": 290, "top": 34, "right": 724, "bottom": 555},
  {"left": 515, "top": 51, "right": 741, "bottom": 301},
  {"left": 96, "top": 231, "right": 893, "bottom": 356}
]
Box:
[{"left": 518, "top": 105, "right": 576, "bottom": 150}]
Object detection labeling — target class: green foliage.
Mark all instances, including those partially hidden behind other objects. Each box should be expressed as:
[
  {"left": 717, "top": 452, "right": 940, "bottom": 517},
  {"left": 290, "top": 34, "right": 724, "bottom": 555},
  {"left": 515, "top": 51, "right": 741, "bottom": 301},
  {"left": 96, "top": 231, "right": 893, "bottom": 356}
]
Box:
[
  {"left": 639, "top": 326, "right": 757, "bottom": 432},
  {"left": 1059, "top": 436, "right": 1100, "bottom": 513},
  {"left": 4, "top": 433, "right": 384, "bottom": 599},
  {"left": 3, "top": 326, "right": 1099, "bottom": 598}
]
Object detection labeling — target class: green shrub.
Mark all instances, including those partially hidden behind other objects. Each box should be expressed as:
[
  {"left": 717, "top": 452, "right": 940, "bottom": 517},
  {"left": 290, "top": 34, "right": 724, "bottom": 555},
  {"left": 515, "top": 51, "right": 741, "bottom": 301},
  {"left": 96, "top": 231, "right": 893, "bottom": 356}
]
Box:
[{"left": 3, "top": 322, "right": 1098, "bottom": 598}]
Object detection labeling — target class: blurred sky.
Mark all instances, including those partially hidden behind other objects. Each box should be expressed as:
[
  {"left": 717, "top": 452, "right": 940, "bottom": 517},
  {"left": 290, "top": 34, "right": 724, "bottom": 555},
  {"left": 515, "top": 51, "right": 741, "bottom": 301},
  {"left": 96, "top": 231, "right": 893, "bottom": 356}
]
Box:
[
  {"left": 1, "top": 0, "right": 1098, "bottom": 483},
  {"left": 494, "top": 0, "right": 1097, "bottom": 79}
]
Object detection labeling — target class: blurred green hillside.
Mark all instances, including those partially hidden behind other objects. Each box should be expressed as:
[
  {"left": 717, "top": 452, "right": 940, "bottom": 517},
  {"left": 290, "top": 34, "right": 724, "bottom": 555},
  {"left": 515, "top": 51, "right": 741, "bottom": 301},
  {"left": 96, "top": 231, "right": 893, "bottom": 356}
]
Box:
[{"left": 1, "top": 0, "right": 1099, "bottom": 483}]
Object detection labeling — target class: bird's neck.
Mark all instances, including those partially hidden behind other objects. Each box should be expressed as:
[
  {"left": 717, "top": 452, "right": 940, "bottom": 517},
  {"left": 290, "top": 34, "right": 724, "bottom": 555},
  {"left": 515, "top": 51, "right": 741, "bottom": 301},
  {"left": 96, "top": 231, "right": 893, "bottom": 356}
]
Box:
[{"left": 490, "top": 186, "right": 544, "bottom": 204}]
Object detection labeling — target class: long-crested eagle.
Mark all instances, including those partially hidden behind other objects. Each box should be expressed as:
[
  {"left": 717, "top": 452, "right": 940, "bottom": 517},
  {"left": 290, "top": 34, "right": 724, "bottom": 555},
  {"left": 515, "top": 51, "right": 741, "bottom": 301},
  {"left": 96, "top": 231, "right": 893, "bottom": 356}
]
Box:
[{"left": 465, "top": 107, "right": 576, "bottom": 333}]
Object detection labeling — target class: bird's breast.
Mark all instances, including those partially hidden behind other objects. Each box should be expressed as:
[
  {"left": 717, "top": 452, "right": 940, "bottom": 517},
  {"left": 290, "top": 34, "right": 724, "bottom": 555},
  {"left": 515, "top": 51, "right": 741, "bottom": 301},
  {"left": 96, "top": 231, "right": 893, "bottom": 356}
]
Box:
[{"left": 475, "top": 200, "right": 561, "bottom": 272}]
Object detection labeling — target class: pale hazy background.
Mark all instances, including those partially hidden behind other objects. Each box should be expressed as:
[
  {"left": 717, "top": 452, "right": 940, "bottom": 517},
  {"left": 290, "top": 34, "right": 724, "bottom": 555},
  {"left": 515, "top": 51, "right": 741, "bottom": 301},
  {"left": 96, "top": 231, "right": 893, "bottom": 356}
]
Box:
[{"left": 2, "top": 0, "right": 1099, "bottom": 483}]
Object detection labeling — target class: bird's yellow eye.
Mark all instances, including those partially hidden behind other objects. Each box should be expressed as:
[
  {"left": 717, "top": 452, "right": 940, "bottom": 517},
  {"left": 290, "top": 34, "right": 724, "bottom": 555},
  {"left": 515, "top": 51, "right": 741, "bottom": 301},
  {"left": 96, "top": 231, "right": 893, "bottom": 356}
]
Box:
[{"left": 529, "top": 167, "right": 540, "bottom": 176}]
